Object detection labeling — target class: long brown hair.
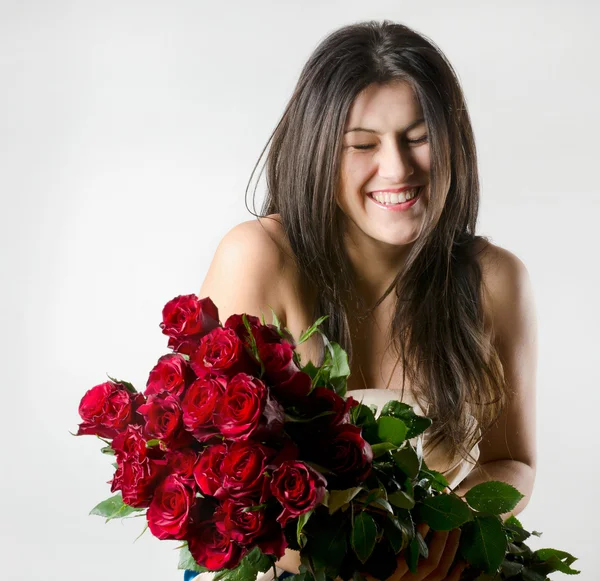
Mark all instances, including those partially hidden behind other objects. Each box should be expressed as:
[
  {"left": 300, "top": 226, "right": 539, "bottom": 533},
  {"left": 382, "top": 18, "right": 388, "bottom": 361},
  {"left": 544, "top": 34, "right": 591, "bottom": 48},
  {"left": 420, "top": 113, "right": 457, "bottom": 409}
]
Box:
[{"left": 245, "top": 20, "right": 508, "bottom": 468}]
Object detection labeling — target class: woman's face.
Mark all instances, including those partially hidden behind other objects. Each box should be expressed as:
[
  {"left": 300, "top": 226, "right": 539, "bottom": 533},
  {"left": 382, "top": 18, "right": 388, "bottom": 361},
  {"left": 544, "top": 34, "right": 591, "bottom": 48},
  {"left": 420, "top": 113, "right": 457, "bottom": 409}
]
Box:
[{"left": 338, "top": 80, "right": 431, "bottom": 249}]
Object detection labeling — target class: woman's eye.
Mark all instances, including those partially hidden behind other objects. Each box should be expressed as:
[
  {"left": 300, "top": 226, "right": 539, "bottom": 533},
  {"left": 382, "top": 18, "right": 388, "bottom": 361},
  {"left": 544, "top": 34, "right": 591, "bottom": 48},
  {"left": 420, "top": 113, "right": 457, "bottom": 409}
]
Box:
[
  {"left": 351, "top": 144, "right": 375, "bottom": 150},
  {"left": 406, "top": 134, "right": 428, "bottom": 145}
]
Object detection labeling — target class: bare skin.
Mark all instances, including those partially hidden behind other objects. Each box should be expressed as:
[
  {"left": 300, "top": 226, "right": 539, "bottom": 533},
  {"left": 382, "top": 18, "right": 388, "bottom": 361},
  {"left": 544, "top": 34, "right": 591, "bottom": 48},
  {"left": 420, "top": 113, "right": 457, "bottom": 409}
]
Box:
[{"left": 199, "top": 81, "right": 537, "bottom": 581}]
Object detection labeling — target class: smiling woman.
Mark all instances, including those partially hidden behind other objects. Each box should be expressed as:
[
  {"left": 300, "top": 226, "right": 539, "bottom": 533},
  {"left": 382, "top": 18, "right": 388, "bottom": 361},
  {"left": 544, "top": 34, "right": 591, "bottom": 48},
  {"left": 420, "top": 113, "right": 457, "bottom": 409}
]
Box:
[{"left": 191, "top": 19, "right": 537, "bottom": 581}]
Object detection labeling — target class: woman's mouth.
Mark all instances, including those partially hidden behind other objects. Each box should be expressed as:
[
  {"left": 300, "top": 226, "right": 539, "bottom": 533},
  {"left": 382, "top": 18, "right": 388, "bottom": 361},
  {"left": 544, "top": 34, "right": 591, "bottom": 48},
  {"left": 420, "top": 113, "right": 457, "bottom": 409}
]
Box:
[{"left": 367, "top": 186, "right": 423, "bottom": 211}]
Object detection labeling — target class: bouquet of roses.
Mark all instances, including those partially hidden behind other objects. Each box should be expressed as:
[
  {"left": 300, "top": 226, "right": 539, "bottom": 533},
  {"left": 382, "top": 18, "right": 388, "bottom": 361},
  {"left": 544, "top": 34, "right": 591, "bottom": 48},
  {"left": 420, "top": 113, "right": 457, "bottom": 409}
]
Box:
[{"left": 75, "top": 294, "right": 580, "bottom": 581}]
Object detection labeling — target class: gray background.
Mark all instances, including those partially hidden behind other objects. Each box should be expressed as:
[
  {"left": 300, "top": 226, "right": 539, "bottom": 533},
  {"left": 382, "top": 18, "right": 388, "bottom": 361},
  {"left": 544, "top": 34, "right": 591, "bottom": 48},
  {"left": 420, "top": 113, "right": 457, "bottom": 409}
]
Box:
[{"left": 2, "top": 0, "right": 598, "bottom": 579}]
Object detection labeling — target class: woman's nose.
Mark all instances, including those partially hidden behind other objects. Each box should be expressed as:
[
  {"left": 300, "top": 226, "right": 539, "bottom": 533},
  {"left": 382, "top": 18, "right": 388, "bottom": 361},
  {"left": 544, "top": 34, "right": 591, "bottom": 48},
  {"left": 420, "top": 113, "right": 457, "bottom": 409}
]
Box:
[{"left": 377, "top": 141, "right": 415, "bottom": 182}]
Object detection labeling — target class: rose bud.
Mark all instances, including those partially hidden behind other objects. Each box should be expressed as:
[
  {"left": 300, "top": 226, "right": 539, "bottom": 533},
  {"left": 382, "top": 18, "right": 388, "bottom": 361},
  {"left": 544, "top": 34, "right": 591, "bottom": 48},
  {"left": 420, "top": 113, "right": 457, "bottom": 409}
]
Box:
[
  {"left": 147, "top": 474, "right": 195, "bottom": 540},
  {"left": 193, "top": 443, "right": 227, "bottom": 496},
  {"left": 190, "top": 327, "right": 259, "bottom": 379},
  {"left": 215, "top": 373, "right": 284, "bottom": 441},
  {"left": 160, "top": 294, "right": 220, "bottom": 356},
  {"left": 223, "top": 313, "right": 262, "bottom": 343},
  {"left": 181, "top": 375, "right": 226, "bottom": 443},
  {"left": 219, "top": 441, "right": 277, "bottom": 501},
  {"left": 270, "top": 460, "right": 327, "bottom": 527},
  {"left": 77, "top": 381, "right": 142, "bottom": 439},
  {"left": 187, "top": 521, "right": 243, "bottom": 570},
  {"left": 145, "top": 353, "right": 191, "bottom": 399}
]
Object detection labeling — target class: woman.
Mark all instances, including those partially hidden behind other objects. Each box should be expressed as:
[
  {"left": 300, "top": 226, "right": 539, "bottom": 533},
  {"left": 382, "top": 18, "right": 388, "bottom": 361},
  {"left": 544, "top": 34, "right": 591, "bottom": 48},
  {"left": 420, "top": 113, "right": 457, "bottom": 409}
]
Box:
[{"left": 191, "top": 19, "right": 537, "bottom": 581}]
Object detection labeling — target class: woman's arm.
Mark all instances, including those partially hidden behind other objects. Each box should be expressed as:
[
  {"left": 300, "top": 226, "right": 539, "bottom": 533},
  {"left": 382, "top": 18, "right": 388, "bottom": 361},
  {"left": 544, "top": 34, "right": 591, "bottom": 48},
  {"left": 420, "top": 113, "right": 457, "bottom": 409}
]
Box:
[{"left": 455, "top": 245, "right": 538, "bottom": 518}]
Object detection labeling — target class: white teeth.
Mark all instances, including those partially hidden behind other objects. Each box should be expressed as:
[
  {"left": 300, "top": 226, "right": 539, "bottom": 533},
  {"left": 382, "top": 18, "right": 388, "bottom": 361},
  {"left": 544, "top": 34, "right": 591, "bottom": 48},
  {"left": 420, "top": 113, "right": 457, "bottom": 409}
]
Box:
[{"left": 371, "top": 188, "right": 418, "bottom": 205}]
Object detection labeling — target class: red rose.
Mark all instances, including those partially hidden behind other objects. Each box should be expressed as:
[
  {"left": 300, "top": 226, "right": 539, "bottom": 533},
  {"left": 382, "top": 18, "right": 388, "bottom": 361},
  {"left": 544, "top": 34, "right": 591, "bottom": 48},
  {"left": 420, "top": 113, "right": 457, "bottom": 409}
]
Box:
[
  {"left": 181, "top": 375, "right": 226, "bottom": 442},
  {"left": 194, "top": 443, "right": 227, "bottom": 496},
  {"left": 147, "top": 474, "right": 195, "bottom": 540},
  {"left": 304, "top": 387, "right": 358, "bottom": 429},
  {"left": 270, "top": 460, "right": 327, "bottom": 527},
  {"left": 224, "top": 313, "right": 262, "bottom": 342},
  {"left": 190, "top": 327, "right": 258, "bottom": 379},
  {"left": 77, "top": 381, "right": 144, "bottom": 439},
  {"left": 215, "top": 497, "right": 287, "bottom": 558},
  {"left": 317, "top": 423, "right": 373, "bottom": 487},
  {"left": 137, "top": 392, "right": 193, "bottom": 449},
  {"left": 160, "top": 295, "right": 220, "bottom": 356},
  {"left": 219, "top": 441, "right": 276, "bottom": 501},
  {"left": 215, "top": 373, "right": 284, "bottom": 441},
  {"left": 145, "top": 354, "right": 191, "bottom": 398},
  {"left": 110, "top": 425, "right": 167, "bottom": 507},
  {"left": 187, "top": 522, "right": 243, "bottom": 570},
  {"left": 166, "top": 448, "right": 198, "bottom": 486}
]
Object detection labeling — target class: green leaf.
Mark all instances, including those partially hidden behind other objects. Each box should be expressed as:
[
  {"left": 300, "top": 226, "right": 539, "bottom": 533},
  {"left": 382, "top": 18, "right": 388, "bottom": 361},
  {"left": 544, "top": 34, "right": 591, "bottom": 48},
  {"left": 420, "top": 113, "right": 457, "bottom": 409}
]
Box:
[
  {"left": 534, "top": 548, "right": 581, "bottom": 574},
  {"left": 370, "top": 498, "right": 394, "bottom": 514},
  {"left": 388, "top": 490, "right": 415, "bottom": 510},
  {"left": 504, "top": 514, "right": 523, "bottom": 529},
  {"left": 100, "top": 445, "right": 115, "bottom": 455},
  {"left": 298, "top": 315, "right": 329, "bottom": 344},
  {"left": 145, "top": 439, "right": 160, "bottom": 448},
  {"left": 391, "top": 447, "right": 420, "bottom": 478},
  {"left": 351, "top": 511, "right": 377, "bottom": 564},
  {"left": 177, "top": 543, "right": 211, "bottom": 572},
  {"left": 328, "top": 487, "right": 363, "bottom": 515},
  {"left": 325, "top": 341, "right": 351, "bottom": 380},
  {"left": 406, "top": 529, "right": 428, "bottom": 574},
  {"left": 371, "top": 442, "right": 399, "bottom": 458},
  {"left": 212, "top": 547, "right": 274, "bottom": 581},
  {"left": 459, "top": 515, "right": 507, "bottom": 575},
  {"left": 106, "top": 375, "right": 137, "bottom": 394},
  {"left": 382, "top": 515, "right": 408, "bottom": 554},
  {"left": 465, "top": 481, "right": 525, "bottom": 515},
  {"left": 377, "top": 416, "right": 408, "bottom": 446},
  {"left": 297, "top": 509, "right": 313, "bottom": 548},
  {"left": 89, "top": 493, "right": 145, "bottom": 522},
  {"left": 420, "top": 494, "right": 473, "bottom": 530},
  {"left": 379, "top": 400, "right": 433, "bottom": 439}
]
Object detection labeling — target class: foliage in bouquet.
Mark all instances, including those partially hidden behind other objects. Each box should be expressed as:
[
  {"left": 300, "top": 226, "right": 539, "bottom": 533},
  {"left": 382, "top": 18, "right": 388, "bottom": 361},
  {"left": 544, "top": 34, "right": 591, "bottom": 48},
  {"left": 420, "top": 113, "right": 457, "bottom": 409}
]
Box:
[{"left": 75, "top": 294, "right": 579, "bottom": 581}]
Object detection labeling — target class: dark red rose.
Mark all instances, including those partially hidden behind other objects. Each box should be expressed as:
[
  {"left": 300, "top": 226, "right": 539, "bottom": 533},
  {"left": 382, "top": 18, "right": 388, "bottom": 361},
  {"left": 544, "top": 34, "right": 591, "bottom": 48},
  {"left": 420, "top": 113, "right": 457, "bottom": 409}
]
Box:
[
  {"left": 145, "top": 354, "right": 191, "bottom": 398},
  {"left": 137, "top": 392, "right": 193, "bottom": 449},
  {"left": 187, "top": 521, "right": 243, "bottom": 570},
  {"left": 304, "top": 387, "right": 359, "bottom": 429},
  {"left": 111, "top": 424, "right": 161, "bottom": 461},
  {"left": 181, "top": 375, "right": 226, "bottom": 442},
  {"left": 224, "top": 313, "right": 262, "bottom": 342},
  {"left": 214, "top": 498, "right": 287, "bottom": 558},
  {"left": 219, "top": 441, "right": 276, "bottom": 501},
  {"left": 77, "top": 381, "right": 144, "bottom": 439},
  {"left": 160, "top": 295, "right": 220, "bottom": 356},
  {"left": 167, "top": 448, "right": 198, "bottom": 486},
  {"left": 194, "top": 443, "right": 227, "bottom": 496},
  {"left": 317, "top": 423, "right": 373, "bottom": 487},
  {"left": 215, "top": 373, "right": 284, "bottom": 441},
  {"left": 270, "top": 370, "right": 312, "bottom": 404},
  {"left": 147, "top": 474, "right": 195, "bottom": 540},
  {"left": 190, "top": 327, "right": 258, "bottom": 379},
  {"left": 270, "top": 460, "right": 327, "bottom": 527}
]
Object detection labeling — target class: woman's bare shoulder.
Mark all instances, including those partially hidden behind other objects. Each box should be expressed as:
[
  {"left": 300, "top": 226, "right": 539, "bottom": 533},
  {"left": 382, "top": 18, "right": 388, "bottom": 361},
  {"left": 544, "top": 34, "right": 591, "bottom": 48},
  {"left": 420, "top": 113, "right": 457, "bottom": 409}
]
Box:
[
  {"left": 473, "top": 238, "right": 535, "bottom": 341},
  {"left": 199, "top": 214, "right": 296, "bottom": 323}
]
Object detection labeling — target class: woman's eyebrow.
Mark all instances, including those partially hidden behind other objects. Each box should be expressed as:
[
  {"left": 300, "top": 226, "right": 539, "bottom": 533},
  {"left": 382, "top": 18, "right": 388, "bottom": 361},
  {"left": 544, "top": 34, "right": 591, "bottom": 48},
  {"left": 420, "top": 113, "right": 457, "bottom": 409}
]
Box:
[{"left": 344, "top": 117, "right": 425, "bottom": 135}]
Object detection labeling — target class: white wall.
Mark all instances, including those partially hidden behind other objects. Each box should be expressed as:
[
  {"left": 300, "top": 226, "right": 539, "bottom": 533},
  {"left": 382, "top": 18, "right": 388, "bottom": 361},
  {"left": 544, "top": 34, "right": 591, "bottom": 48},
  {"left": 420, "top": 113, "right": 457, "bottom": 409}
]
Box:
[{"left": 2, "top": 0, "right": 598, "bottom": 579}]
